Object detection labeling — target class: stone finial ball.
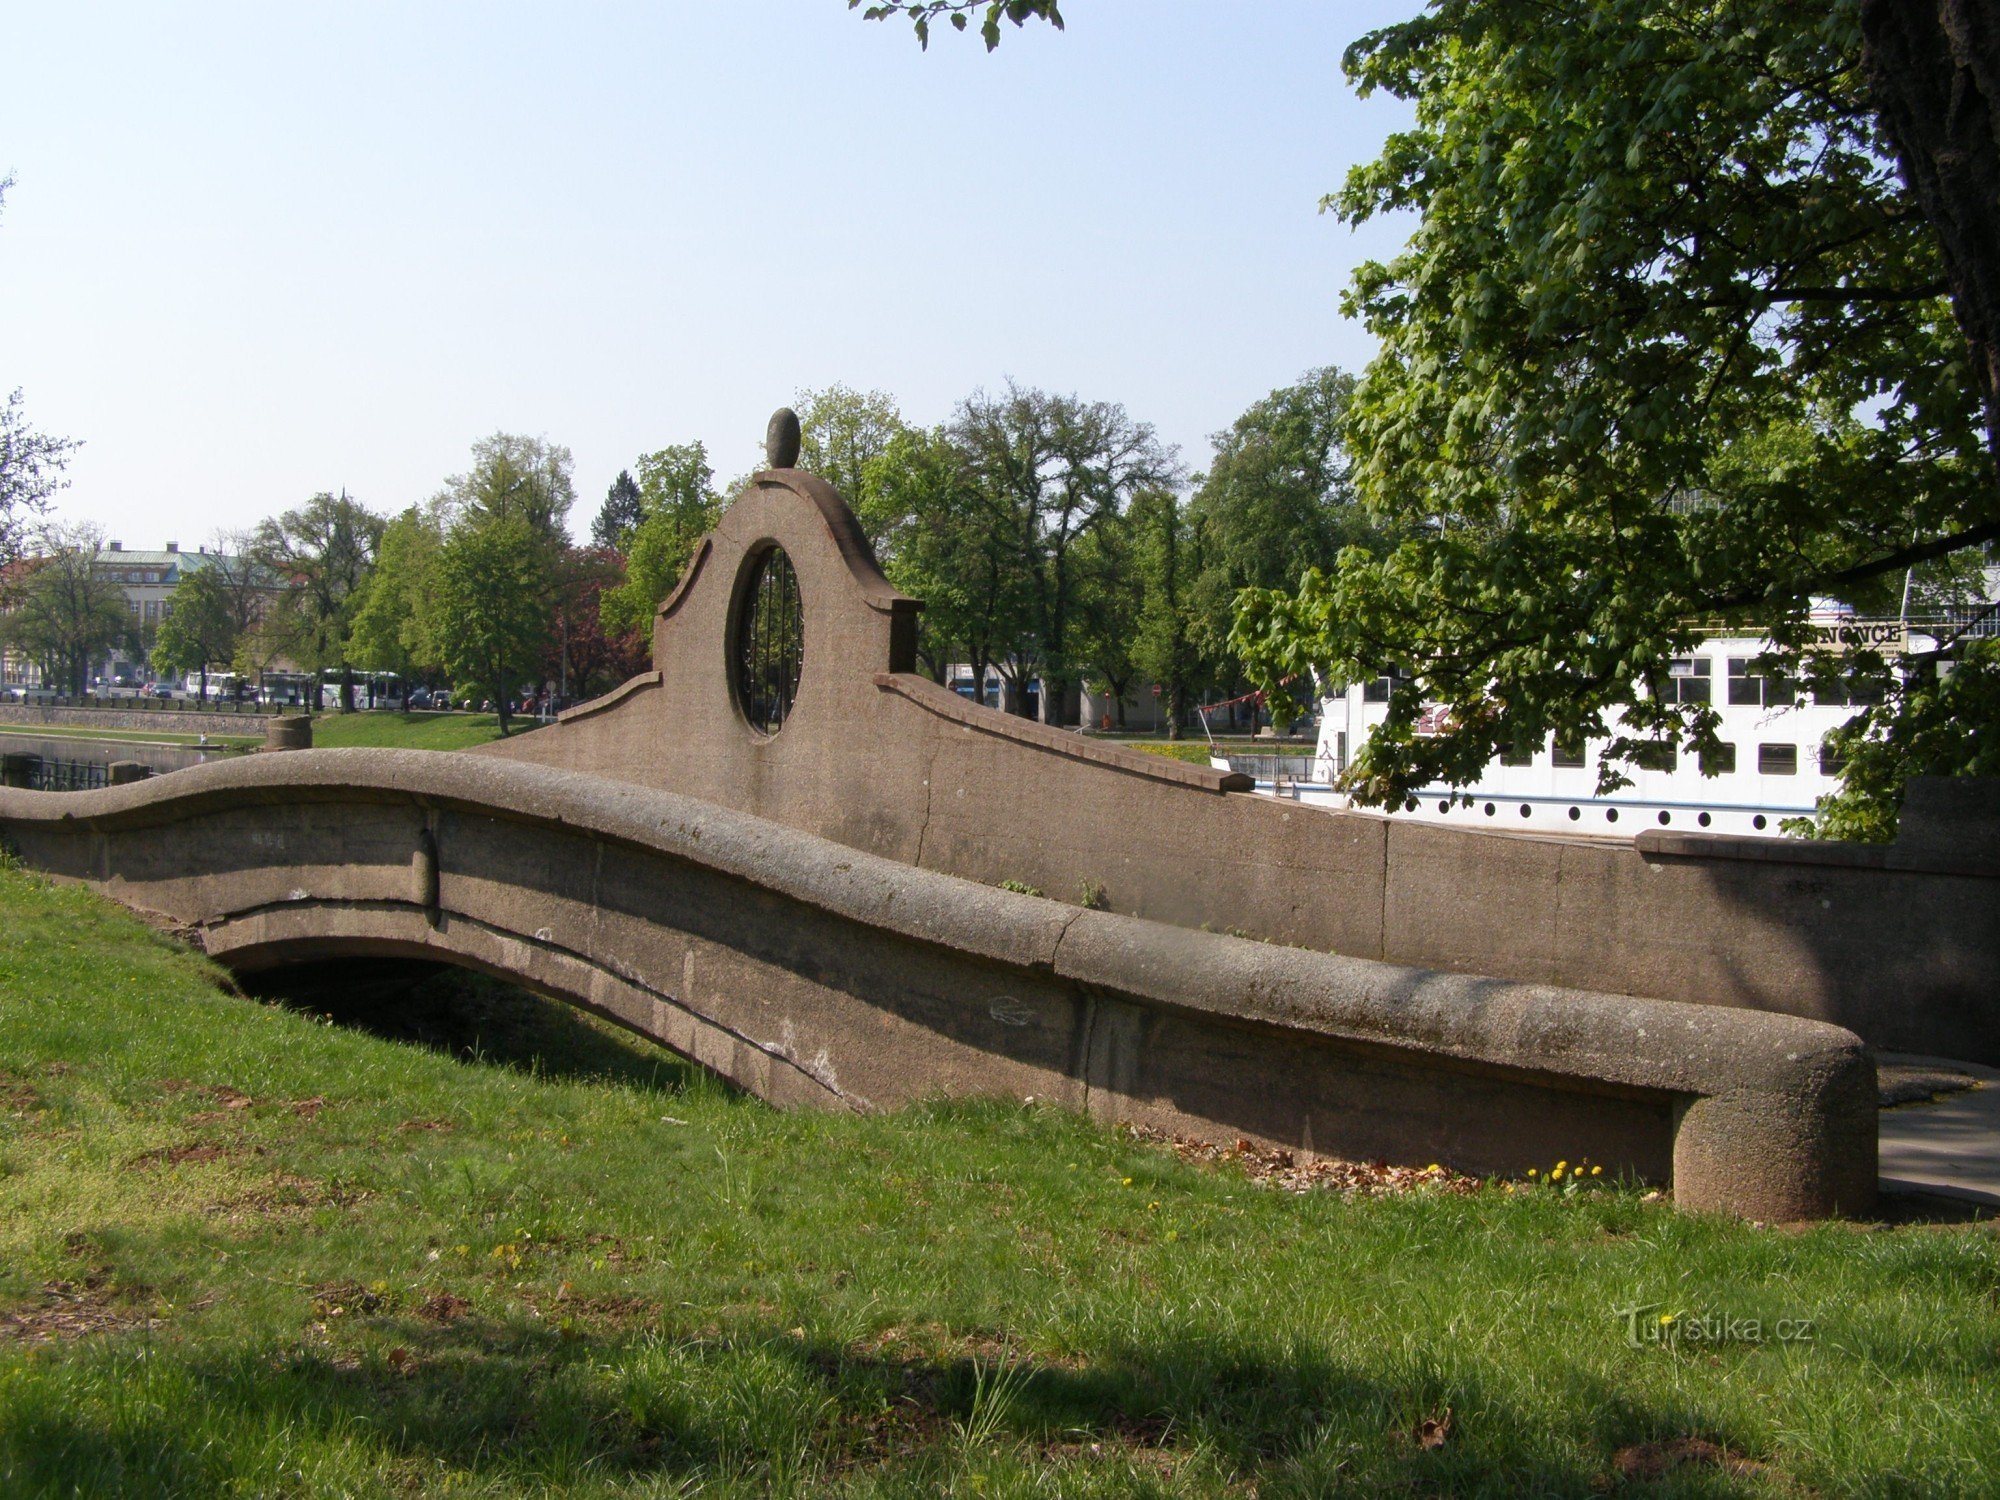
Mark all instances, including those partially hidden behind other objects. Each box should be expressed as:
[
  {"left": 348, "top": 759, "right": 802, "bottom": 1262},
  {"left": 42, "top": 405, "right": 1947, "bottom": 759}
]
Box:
[{"left": 766, "top": 408, "right": 802, "bottom": 470}]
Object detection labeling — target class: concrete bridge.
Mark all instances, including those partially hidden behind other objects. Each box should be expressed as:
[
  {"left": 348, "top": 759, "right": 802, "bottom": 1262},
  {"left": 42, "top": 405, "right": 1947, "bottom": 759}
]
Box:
[{"left": 5, "top": 423, "right": 1995, "bottom": 1220}]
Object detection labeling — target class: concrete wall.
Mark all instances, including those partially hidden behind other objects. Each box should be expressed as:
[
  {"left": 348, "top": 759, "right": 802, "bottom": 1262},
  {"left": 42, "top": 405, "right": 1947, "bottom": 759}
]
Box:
[
  {"left": 474, "top": 467, "right": 2000, "bottom": 1065},
  {"left": 0, "top": 749, "right": 1877, "bottom": 1219}
]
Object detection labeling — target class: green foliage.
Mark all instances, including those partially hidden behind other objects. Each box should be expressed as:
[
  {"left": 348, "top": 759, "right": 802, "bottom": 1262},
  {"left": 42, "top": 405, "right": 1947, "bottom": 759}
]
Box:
[
  {"left": 794, "top": 384, "right": 906, "bottom": 527},
  {"left": 598, "top": 443, "right": 720, "bottom": 640},
  {"left": 0, "top": 523, "right": 131, "bottom": 694},
  {"left": 148, "top": 564, "right": 236, "bottom": 692},
  {"left": 1187, "top": 368, "right": 1383, "bottom": 711},
  {"left": 428, "top": 512, "right": 552, "bottom": 735},
  {"left": 862, "top": 424, "right": 1033, "bottom": 689},
  {"left": 589, "top": 469, "right": 643, "bottom": 552},
  {"left": 850, "top": 0, "right": 1063, "bottom": 52},
  {"left": 344, "top": 507, "right": 443, "bottom": 681},
  {"left": 1230, "top": 0, "right": 1995, "bottom": 821},
  {"left": 1127, "top": 489, "right": 1208, "bottom": 738},
  {"left": 1791, "top": 639, "right": 2000, "bottom": 841},
  {"left": 250, "top": 492, "right": 386, "bottom": 688},
  {"left": 947, "top": 384, "right": 1179, "bottom": 721}
]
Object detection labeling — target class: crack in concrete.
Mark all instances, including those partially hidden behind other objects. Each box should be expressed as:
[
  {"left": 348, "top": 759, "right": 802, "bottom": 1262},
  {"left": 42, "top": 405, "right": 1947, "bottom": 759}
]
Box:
[
  {"left": 1046, "top": 905, "right": 1094, "bottom": 1109},
  {"left": 911, "top": 726, "right": 941, "bottom": 871}
]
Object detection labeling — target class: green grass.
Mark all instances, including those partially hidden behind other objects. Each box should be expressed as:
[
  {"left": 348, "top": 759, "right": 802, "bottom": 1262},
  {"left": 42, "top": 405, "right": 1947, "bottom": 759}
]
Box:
[
  {"left": 0, "top": 724, "right": 260, "bottom": 751},
  {"left": 308, "top": 712, "right": 515, "bottom": 751},
  {"left": 0, "top": 859, "right": 1996, "bottom": 1496}
]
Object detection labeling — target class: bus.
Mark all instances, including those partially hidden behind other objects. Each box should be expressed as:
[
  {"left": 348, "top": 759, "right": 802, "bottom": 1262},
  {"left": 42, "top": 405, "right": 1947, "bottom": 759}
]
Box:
[{"left": 316, "top": 669, "right": 405, "bottom": 710}]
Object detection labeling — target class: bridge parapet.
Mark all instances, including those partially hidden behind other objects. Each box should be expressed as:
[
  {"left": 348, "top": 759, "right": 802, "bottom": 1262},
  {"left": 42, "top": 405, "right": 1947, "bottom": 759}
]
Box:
[{"left": 1, "top": 748, "right": 1875, "bottom": 1219}]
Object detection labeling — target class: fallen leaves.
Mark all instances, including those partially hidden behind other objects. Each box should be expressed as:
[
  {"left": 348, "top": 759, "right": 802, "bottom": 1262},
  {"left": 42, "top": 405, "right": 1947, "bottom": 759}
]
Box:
[
  {"left": 1120, "top": 1124, "right": 1481, "bottom": 1198},
  {"left": 1612, "top": 1436, "right": 1765, "bottom": 1482}
]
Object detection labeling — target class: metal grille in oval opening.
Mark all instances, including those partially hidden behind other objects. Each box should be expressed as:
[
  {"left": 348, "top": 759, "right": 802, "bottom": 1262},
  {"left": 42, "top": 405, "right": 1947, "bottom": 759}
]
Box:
[{"left": 734, "top": 546, "right": 804, "bottom": 735}]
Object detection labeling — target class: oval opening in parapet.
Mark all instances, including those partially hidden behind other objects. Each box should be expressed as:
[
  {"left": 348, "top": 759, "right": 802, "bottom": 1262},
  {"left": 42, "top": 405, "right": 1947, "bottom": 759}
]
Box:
[{"left": 733, "top": 544, "right": 804, "bottom": 736}]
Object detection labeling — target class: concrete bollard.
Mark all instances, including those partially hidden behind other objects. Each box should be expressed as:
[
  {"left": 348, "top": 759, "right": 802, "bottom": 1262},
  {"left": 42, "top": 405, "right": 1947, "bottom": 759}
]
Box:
[
  {"left": 264, "top": 717, "right": 313, "bottom": 752},
  {"left": 106, "top": 761, "right": 153, "bottom": 786}
]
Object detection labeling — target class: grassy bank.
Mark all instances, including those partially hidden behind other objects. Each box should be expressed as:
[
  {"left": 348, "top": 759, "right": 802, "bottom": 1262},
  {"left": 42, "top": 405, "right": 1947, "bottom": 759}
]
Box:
[
  {"left": 0, "top": 859, "right": 1995, "bottom": 1496},
  {"left": 308, "top": 712, "right": 512, "bottom": 752}
]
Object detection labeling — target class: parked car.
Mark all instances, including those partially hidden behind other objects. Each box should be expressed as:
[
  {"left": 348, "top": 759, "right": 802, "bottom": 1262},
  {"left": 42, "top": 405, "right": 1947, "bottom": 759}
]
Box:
[
  {"left": 147, "top": 683, "right": 176, "bottom": 700},
  {"left": 407, "top": 686, "right": 435, "bottom": 710}
]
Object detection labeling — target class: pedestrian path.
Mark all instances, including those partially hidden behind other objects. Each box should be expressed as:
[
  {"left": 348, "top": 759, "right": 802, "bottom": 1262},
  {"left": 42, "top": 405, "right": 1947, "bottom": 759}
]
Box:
[{"left": 1877, "top": 1053, "right": 2000, "bottom": 1209}]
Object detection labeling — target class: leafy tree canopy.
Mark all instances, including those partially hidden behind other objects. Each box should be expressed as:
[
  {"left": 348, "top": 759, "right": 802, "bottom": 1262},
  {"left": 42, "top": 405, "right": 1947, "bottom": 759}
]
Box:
[
  {"left": 1228, "top": 0, "right": 1999, "bottom": 827},
  {"left": 599, "top": 442, "right": 721, "bottom": 640}
]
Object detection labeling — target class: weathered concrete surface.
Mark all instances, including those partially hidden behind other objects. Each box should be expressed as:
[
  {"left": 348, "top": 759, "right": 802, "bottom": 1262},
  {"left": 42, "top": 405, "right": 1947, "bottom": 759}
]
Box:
[
  {"left": 473, "top": 467, "right": 2000, "bottom": 1065},
  {"left": 0, "top": 749, "right": 1875, "bottom": 1219}
]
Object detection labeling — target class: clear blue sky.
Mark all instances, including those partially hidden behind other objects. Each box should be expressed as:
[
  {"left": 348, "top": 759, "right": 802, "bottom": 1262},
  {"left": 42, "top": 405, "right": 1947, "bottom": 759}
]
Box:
[{"left": 2, "top": 1, "right": 1418, "bottom": 546}]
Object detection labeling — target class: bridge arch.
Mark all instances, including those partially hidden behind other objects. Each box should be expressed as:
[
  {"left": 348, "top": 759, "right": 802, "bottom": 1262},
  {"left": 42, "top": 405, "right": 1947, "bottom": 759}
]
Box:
[{"left": 2, "top": 748, "right": 1877, "bottom": 1220}]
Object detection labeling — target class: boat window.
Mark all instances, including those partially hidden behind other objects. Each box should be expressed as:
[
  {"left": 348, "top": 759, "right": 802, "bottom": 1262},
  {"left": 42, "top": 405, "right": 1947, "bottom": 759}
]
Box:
[
  {"left": 1700, "top": 742, "right": 1736, "bottom": 775},
  {"left": 1362, "top": 666, "right": 1409, "bottom": 703},
  {"left": 1668, "top": 657, "right": 1711, "bottom": 704},
  {"left": 1551, "top": 735, "right": 1587, "bottom": 769},
  {"left": 1819, "top": 742, "right": 1846, "bottom": 775},
  {"left": 1759, "top": 743, "right": 1798, "bottom": 775},
  {"left": 1632, "top": 741, "right": 1678, "bottom": 772},
  {"left": 1727, "top": 657, "right": 1795, "bottom": 707},
  {"left": 1815, "top": 671, "right": 1885, "bottom": 707}
]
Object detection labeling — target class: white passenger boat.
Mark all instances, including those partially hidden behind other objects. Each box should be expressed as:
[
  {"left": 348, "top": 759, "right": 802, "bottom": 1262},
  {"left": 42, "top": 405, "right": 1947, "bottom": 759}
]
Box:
[{"left": 1225, "top": 620, "right": 1929, "bottom": 838}]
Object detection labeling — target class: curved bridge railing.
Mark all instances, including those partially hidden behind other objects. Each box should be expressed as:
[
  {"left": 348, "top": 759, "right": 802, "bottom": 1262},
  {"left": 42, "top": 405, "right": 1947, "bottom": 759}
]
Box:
[{"left": 0, "top": 748, "right": 1876, "bottom": 1219}]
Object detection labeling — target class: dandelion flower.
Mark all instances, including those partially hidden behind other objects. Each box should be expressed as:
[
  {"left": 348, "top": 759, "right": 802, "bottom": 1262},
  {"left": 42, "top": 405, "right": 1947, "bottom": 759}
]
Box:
[
  {"left": 1591, "top": 1165, "right": 1603, "bottom": 1177},
  {"left": 1527, "top": 1168, "right": 1538, "bottom": 1177},
  {"left": 1121, "top": 1177, "right": 1133, "bottom": 1186},
  {"left": 1660, "top": 1312, "right": 1675, "bottom": 1325},
  {"left": 1555, "top": 1161, "right": 1568, "bottom": 1173}
]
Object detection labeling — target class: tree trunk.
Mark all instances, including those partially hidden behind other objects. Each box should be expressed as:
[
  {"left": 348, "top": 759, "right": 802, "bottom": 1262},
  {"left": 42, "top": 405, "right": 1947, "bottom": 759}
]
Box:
[{"left": 1862, "top": 0, "right": 2000, "bottom": 492}]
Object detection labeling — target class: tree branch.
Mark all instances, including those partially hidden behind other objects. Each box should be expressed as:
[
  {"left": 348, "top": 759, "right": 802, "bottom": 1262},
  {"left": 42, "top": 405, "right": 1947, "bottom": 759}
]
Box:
[{"left": 1708, "top": 519, "right": 2000, "bottom": 610}]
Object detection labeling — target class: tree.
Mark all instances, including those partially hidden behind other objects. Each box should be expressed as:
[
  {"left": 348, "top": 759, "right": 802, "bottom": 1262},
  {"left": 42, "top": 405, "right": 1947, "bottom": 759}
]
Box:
[
  {"left": 346, "top": 508, "right": 445, "bottom": 685},
  {"left": 251, "top": 492, "right": 385, "bottom": 707},
  {"left": 1226, "top": 0, "right": 2000, "bottom": 830},
  {"left": 436, "top": 433, "right": 576, "bottom": 539},
  {"left": 2, "top": 178, "right": 81, "bottom": 570},
  {"left": 950, "top": 384, "right": 1179, "bottom": 722},
  {"left": 864, "top": 424, "right": 1035, "bottom": 691},
  {"left": 150, "top": 564, "right": 238, "bottom": 701},
  {"left": 599, "top": 442, "right": 721, "bottom": 639},
  {"left": 1, "top": 390, "right": 78, "bottom": 572},
  {"left": 794, "top": 384, "right": 908, "bottom": 543},
  {"left": 1184, "top": 368, "right": 1385, "bottom": 705},
  {"left": 429, "top": 512, "right": 552, "bottom": 735},
  {"left": 547, "top": 546, "right": 647, "bottom": 702},
  {"left": 1068, "top": 507, "right": 1144, "bottom": 728},
  {"left": 1129, "top": 489, "right": 1211, "bottom": 740},
  {"left": 0, "top": 523, "right": 131, "bottom": 694},
  {"left": 590, "top": 469, "right": 644, "bottom": 552}
]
